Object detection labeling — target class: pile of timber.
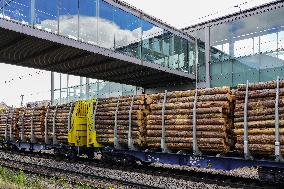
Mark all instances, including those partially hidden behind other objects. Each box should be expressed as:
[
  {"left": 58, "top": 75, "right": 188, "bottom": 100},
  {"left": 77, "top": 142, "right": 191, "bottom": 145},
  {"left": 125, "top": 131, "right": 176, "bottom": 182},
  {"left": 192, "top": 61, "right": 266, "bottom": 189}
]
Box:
[
  {"left": 0, "top": 110, "right": 8, "bottom": 139},
  {"left": 234, "top": 80, "right": 284, "bottom": 155},
  {"left": 146, "top": 87, "right": 234, "bottom": 154},
  {"left": 0, "top": 108, "right": 21, "bottom": 140},
  {"left": 47, "top": 104, "right": 72, "bottom": 144},
  {"left": 95, "top": 95, "right": 148, "bottom": 147},
  {"left": 18, "top": 107, "right": 47, "bottom": 142}
]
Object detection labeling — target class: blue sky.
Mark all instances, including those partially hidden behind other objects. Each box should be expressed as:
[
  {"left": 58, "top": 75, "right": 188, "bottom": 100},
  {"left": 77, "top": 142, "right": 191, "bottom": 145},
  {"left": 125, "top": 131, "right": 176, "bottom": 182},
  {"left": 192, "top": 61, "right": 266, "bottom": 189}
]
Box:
[
  {"left": 0, "top": 0, "right": 275, "bottom": 106},
  {"left": 5, "top": 0, "right": 153, "bottom": 31}
]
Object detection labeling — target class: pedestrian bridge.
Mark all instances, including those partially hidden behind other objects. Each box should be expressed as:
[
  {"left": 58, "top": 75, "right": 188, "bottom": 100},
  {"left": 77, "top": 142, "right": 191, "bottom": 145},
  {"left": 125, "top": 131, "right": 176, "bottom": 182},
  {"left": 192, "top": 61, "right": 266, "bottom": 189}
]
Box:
[{"left": 0, "top": 0, "right": 195, "bottom": 88}]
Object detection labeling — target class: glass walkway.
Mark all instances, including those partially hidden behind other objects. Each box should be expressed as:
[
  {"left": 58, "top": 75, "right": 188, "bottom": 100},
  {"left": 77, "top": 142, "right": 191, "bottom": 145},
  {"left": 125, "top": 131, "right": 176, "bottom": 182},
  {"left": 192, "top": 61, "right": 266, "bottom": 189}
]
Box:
[{"left": 0, "top": 0, "right": 195, "bottom": 88}]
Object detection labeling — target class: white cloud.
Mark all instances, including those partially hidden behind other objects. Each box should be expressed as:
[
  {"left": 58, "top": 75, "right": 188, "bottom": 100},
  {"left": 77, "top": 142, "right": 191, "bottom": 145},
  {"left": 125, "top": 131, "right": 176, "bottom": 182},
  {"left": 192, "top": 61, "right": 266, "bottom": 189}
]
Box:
[
  {"left": 37, "top": 15, "right": 163, "bottom": 49},
  {"left": 0, "top": 0, "right": 275, "bottom": 106}
]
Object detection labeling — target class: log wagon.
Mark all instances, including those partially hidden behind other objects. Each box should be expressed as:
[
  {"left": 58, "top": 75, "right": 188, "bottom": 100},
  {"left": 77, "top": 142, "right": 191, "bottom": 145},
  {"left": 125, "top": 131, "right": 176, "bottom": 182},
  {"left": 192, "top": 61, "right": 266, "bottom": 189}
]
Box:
[{"left": 0, "top": 80, "right": 284, "bottom": 181}]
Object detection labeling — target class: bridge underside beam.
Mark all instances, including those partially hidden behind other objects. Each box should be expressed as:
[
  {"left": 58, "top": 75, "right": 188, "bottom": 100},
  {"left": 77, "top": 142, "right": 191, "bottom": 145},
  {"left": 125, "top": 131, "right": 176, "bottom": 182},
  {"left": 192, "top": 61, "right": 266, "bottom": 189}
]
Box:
[{"left": 0, "top": 21, "right": 194, "bottom": 88}]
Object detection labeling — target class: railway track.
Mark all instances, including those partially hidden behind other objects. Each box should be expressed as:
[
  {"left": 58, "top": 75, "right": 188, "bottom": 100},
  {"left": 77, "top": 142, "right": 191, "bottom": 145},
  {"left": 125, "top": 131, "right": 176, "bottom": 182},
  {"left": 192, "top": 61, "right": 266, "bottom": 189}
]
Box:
[
  {"left": 0, "top": 150, "right": 278, "bottom": 189},
  {"left": 0, "top": 155, "right": 156, "bottom": 189}
]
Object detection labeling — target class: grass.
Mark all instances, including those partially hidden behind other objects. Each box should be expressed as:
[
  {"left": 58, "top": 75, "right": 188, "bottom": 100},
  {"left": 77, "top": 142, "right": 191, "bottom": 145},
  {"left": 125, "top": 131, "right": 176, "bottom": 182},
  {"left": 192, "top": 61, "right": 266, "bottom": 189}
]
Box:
[
  {"left": 0, "top": 166, "right": 115, "bottom": 189},
  {"left": 0, "top": 166, "right": 46, "bottom": 189}
]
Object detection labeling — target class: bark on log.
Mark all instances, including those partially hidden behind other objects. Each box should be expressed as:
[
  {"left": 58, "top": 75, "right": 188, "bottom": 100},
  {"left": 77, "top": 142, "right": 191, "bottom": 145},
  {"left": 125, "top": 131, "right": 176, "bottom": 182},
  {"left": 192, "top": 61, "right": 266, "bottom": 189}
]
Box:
[
  {"left": 165, "top": 94, "right": 233, "bottom": 103},
  {"left": 150, "top": 101, "right": 229, "bottom": 110},
  {"left": 95, "top": 124, "right": 142, "bottom": 130},
  {"left": 95, "top": 120, "right": 143, "bottom": 126},
  {"left": 236, "top": 135, "right": 284, "bottom": 144},
  {"left": 235, "top": 100, "right": 284, "bottom": 111},
  {"left": 149, "top": 108, "right": 226, "bottom": 115},
  {"left": 146, "top": 137, "right": 226, "bottom": 144},
  {"left": 96, "top": 114, "right": 142, "bottom": 120},
  {"left": 96, "top": 129, "right": 140, "bottom": 135},
  {"left": 146, "top": 125, "right": 227, "bottom": 132},
  {"left": 234, "top": 114, "right": 284, "bottom": 123},
  {"left": 234, "top": 107, "right": 284, "bottom": 118},
  {"left": 234, "top": 120, "right": 284, "bottom": 129},
  {"left": 99, "top": 95, "right": 145, "bottom": 103},
  {"left": 147, "top": 114, "right": 227, "bottom": 121},
  {"left": 96, "top": 105, "right": 145, "bottom": 112},
  {"left": 96, "top": 110, "right": 143, "bottom": 116},
  {"left": 147, "top": 118, "right": 227, "bottom": 126},
  {"left": 237, "top": 80, "right": 284, "bottom": 91},
  {"left": 148, "top": 87, "right": 231, "bottom": 100},
  {"left": 235, "top": 96, "right": 280, "bottom": 104},
  {"left": 235, "top": 88, "right": 284, "bottom": 99},
  {"left": 97, "top": 101, "right": 144, "bottom": 108},
  {"left": 146, "top": 130, "right": 227, "bottom": 138},
  {"left": 234, "top": 128, "right": 284, "bottom": 135}
]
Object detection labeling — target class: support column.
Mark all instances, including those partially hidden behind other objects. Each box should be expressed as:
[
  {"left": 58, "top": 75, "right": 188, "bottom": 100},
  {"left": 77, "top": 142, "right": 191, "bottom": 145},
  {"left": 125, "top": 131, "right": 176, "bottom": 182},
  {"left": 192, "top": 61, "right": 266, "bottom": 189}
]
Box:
[
  {"left": 51, "top": 72, "right": 55, "bottom": 105},
  {"left": 85, "top": 78, "right": 90, "bottom": 100},
  {"left": 59, "top": 73, "right": 62, "bottom": 105},
  {"left": 96, "top": 0, "right": 100, "bottom": 45},
  {"left": 96, "top": 81, "right": 100, "bottom": 98},
  {"left": 30, "top": 0, "right": 35, "bottom": 26},
  {"left": 195, "top": 38, "right": 199, "bottom": 84},
  {"left": 67, "top": 74, "right": 70, "bottom": 103},
  {"left": 229, "top": 39, "right": 235, "bottom": 57},
  {"left": 80, "top": 77, "right": 83, "bottom": 99},
  {"left": 1, "top": 0, "right": 4, "bottom": 17},
  {"left": 205, "top": 26, "right": 211, "bottom": 88},
  {"left": 229, "top": 36, "right": 235, "bottom": 86}
]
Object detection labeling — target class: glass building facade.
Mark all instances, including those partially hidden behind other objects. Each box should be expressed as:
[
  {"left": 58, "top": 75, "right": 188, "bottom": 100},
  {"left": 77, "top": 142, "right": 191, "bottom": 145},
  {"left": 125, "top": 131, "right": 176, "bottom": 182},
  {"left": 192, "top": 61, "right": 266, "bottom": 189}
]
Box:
[
  {"left": 53, "top": 80, "right": 137, "bottom": 104},
  {"left": 2, "top": 0, "right": 282, "bottom": 89},
  {"left": 186, "top": 2, "right": 284, "bottom": 88},
  {"left": 51, "top": 73, "right": 137, "bottom": 105},
  {"left": 0, "top": 0, "right": 195, "bottom": 75}
]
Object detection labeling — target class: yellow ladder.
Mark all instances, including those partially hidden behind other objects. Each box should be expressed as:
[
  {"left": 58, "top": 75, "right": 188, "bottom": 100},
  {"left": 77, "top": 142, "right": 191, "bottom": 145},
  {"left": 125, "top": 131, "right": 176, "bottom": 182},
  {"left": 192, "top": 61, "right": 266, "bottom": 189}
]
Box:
[{"left": 68, "top": 99, "right": 103, "bottom": 147}]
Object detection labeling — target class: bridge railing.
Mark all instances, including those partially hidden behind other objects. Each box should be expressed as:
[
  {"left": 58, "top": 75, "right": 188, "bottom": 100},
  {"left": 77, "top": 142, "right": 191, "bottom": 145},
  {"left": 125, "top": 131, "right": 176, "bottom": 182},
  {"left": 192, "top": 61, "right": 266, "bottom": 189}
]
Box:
[{"left": 0, "top": 0, "right": 197, "bottom": 76}]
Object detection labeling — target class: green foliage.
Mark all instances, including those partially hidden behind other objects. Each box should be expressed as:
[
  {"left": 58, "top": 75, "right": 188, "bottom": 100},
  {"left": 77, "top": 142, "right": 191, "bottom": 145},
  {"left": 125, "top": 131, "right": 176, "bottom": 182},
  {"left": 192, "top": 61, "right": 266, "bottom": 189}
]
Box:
[
  {"left": 15, "top": 169, "right": 26, "bottom": 186},
  {"left": 0, "top": 165, "right": 115, "bottom": 189}
]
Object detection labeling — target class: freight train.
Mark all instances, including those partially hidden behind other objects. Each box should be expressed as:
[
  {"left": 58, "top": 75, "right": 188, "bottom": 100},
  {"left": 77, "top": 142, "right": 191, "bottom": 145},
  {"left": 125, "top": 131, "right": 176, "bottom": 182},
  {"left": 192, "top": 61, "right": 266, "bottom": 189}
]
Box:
[{"left": 0, "top": 79, "right": 284, "bottom": 178}]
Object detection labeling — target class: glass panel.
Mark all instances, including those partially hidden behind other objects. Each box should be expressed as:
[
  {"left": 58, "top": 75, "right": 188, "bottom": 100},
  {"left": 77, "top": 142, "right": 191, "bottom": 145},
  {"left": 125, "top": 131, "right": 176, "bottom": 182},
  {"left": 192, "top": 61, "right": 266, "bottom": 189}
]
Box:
[
  {"left": 122, "top": 84, "right": 135, "bottom": 96},
  {"left": 0, "top": 1, "right": 4, "bottom": 18},
  {"left": 163, "top": 32, "right": 175, "bottom": 68},
  {"left": 3, "top": 0, "right": 31, "bottom": 24},
  {"left": 58, "top": 0, "right": 78, "bottom": 39},
  {"left": 98, "top": 0, "right": 114, "bottom": 49},
  {"left": 79, "top": 0, "right": 97, "bottom": 45},
  {"left": 198, "top": 40, "right": 206, "bottom": 82},
  {"left": 210, "top": 5, "right": 284, "bottom": 87},
  {"left": 141, "top": 19, "right": 164, "bottom": 64},
  {"left": 188, "top": 29, "right": 206, "bottom": 82},
  {"left": 35, "top": 0, "right": 58, "bottom": 33},
  {"left": 175, "top": 36, "right": 189, "bottom": 72},
  {"left": 188, "top": 40, "right": 195, "bottom": 75},
  {"left": 113, "top": 7, "right": 141, "bottom": 59}
]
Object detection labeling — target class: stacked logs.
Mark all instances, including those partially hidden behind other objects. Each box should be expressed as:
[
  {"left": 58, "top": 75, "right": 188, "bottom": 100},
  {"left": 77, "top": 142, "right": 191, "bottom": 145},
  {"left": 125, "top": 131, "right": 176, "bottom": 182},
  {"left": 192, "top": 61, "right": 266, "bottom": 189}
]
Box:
[
  {"left": 17, "top": 107, "right": 47, "bottom": 142},
  {"left": 46, "top": 104, "right": 73, "bottom": 144},
  {"left": 234, "top": 80, "right": 284, "bottom": 155},
  {"left": 0, "top": 108, "right": 21, "bottom": 140},
  {"left": 0, "top": 110, "right": 8, "bottom": 139},
  {"left": 95, "top": 95, "right": 148, "bottom": 148},
  {"left": 146, "top": 87, "right": 234, "bottom": 154}
]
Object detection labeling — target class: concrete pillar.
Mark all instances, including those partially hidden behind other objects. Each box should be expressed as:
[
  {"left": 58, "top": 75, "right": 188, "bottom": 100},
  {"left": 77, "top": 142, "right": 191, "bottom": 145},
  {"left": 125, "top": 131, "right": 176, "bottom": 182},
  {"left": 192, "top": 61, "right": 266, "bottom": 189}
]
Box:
[
  {"left": 205, "top": 26, "right": 211, "bottom": 88},
  {"left": 51, "top": 72, "right": 55, "bottom": 105},
  {"left": 85, "top": 78, "right": 90, "bottom": 99}
]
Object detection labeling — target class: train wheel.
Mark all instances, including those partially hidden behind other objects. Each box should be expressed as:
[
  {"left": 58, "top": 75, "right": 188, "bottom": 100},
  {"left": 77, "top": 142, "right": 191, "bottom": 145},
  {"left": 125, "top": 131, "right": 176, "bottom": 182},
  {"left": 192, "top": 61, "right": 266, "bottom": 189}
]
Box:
[{"left": 86, "top": 151, "right": 95, "bottom": 159}]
